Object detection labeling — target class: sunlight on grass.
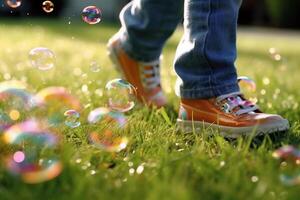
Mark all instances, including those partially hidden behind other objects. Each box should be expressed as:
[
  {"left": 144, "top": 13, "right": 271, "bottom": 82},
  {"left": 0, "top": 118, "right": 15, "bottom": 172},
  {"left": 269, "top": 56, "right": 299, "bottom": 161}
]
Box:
[{"left": 0, "top": 19, "right": 300, "bottom": 200}]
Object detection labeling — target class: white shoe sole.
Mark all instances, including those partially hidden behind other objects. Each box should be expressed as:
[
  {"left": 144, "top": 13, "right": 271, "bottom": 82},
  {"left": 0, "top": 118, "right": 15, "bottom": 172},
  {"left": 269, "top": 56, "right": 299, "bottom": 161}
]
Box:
[{"left": 177, "top": 119, "right": 290, "bottom": 138}]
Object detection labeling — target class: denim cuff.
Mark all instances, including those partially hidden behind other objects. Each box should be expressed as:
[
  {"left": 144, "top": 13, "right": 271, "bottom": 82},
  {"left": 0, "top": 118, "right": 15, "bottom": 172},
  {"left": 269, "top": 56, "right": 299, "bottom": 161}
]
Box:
[
  {"left": 180, "top": 83, "right": 240, "bottom": 99},
  {"left": 119, "top": 32, "right": 160, "bottom": 63}
]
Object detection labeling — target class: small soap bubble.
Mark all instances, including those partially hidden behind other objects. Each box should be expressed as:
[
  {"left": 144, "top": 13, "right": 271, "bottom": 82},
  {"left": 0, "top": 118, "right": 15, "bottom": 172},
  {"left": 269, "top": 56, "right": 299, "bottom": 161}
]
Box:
[
  {"left": 42, "top": 1, "right": 54, "bottom": 13},
  {"left": 64, "top": 110, "right": 80, "bottom": 128},
  {"left": 6, "top": 0, "right": 21, "bottom": 8},
  {"left": 238, "top": 76, "right": 256, "bottom": 92},
  {"left": 106, "top": 79, "right": 136, "bottom": 112},
  {"left": 82, "top": 6, "right": 102, "bottom": 25},
  {"left": 90, "top": 61, "right": 101, "bottom": 73},
  {"left": 29, "top": 47, "right": 55, "bottom": 71}
]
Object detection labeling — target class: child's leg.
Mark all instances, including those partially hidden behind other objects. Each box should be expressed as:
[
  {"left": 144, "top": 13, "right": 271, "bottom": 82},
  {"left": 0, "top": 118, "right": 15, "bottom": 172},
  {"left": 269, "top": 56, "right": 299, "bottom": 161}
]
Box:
[
  {"left": 175, "top": 0, "right": 242, "bottom": 99},
  {"left": 119, "top": 0, "right": 183, "bottom": 62}
]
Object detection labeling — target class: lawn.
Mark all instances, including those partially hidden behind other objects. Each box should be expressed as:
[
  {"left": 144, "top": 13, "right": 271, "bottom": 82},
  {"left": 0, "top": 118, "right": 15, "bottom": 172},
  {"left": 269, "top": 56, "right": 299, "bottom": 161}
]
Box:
[{"left": 0, "top": 19, "right": 300, "bottom": 200}]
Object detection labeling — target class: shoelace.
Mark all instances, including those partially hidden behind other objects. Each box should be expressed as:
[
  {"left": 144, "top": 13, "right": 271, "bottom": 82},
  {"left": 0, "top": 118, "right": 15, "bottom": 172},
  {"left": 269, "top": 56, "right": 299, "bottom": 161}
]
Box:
[
  {"left": 216, "top": 92, "right": 258, "bottom": 115},
  {"left": 141, "top": 62, "right": 161, "bottom": 90}
]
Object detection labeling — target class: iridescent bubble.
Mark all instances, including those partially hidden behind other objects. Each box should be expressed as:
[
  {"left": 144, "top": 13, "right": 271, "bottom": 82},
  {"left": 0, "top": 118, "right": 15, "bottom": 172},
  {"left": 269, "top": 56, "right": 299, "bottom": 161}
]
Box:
[
  {"left": 87, "top": 107, "right": 128, "bottom": 152},
  {"left": 106, "top": 79, "right": 136, "bottom": 112},
  {"left": 272, "top": 145, "right": 300, "bottom": 163},
  {"left": 2, "top": 120, "right": 62, "bottom": 184},
  {"left": 88, "top": 131, "right": 128, "bottom": 153},
  {"left": 90, "top": 61, "right": 101, "bottom": 73},
  {"left": 29, "top": 47, "right": 56, "bottom": 71},
  {"left": 238, "top": 76, "right": 257, "bottom": 92},
  {"left": 82, "top": 6, "right": 102, "bottom": 25},
  {"left": 0, "top": 81, "right": 35, "bottom": 131},
  {"left": 87, "top": 107, "right": 126, "bottom": 127},
  {"left": 42, "top": 1, "right": 54, "bottom": 13},
  {"left": 280, "top": 174, "right": 300, "bottom": 186},
  {"left": 5, "top": 0, "right": 21, "bottom": 8},
  {"left": 64, "top": 110, "right": 80, "bottom": 128},
  {"left": 34, "top": 87, "right": 81, "bottom": 126}
]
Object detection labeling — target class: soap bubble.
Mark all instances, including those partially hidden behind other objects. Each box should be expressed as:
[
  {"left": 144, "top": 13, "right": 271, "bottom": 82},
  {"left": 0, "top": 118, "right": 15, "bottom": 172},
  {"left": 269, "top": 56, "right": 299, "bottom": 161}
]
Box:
[
  {"left": 0, "top": 81, "right": 35, "bottom": 131},
  {"left": 34, "top": 87, "right": 81, "bottom": 126},
  {"left": 82, "top": 6, "right": 102, "bottom": 25},
  {"left": 87, "top": 107, "right": 128, "bottom": 152},
  {"left": 106, "top": 79, "right": 136, "bottom": 112},
  {"left": 88, "top": 131, "right": 128, "bottom": 153},
  {"left": 2, "top": 120, "right": 62, "bottom": 184},
  {"left": 90, "top": 61, "right": 101, "bottom": 73},
  {"left": 87, "top": 107, "right": 126, "bottom": 127},
  {"left": 64, "top": 110, "right": 80, "bottom": 128},
  {"left": 238, "top": 76, "right": 256, "bottom": 92},
  {"left": 42, "top": 1, "right": 54, "bottom": 13},
  {"left": 272, "top": 145, "right": 300, "bottom": 164},
  {"left": 280, "top": 174, "right": 300, "bottom": 186},
  {"left": 29, "top": 47, "right": 56, "bottom": 71},
  {"left": 5, "top": 0, "right": 21, "bottom": 8}
]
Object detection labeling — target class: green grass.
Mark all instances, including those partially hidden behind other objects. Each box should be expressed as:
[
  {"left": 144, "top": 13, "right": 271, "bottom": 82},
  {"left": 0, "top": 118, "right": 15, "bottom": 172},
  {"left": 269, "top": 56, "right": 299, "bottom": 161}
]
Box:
[{"left": 1, "top": 19, "right": 300, "bottom": 200}]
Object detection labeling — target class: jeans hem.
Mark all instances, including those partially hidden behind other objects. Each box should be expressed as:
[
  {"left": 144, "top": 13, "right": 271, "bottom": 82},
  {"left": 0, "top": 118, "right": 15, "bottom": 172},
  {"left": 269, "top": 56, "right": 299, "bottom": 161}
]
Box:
[
  {"left": 120, "top": 34, "right": 160, "bottom": 63},
  {"left": 180, "top": 83, "right": 240, "bottom": 99}
]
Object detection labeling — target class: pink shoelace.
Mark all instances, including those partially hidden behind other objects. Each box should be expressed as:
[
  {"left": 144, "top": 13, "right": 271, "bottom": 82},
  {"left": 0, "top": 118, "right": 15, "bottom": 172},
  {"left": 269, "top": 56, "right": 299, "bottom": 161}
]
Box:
[{"left": 216, "top": 92, "right": 259, "bottom": 115}]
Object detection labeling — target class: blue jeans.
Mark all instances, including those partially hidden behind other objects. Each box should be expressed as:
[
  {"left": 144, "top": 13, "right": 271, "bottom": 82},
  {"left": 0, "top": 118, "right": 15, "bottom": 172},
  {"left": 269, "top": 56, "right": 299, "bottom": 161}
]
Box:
[{"left": 119, "top": 0, "right": 242, "bottom": 99}]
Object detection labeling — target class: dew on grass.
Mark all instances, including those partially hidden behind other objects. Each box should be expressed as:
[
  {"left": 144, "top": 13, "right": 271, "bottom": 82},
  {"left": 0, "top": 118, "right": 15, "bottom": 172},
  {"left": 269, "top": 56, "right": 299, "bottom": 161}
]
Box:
[
  {"left": 251, "top": 176, "right": 259, "bottom": 183},
  {"left": 82, "top": 6, "right": 102, "bottom": 25},
  {"left": 129, "top": 168, "right": 135, "bottom": 176},
  {"left": 262, "top": 77, "right": 270, "bottom": 86},
  {"left": 136, "top": 165, "right": 144, "bottom": 175},
  {"left": 6, "top": 0, "right": 21, "bottom": 8},
  {"left": 29, "top": 47, "right": 55, "bottom": 71},
  {"left": 90, "top": 170, "right": 96, "bottom": 175},
  {"left": 260, "top": 89, "right": 266, "bottom": 95},
  {"left": 106, "top": 79, "right": 136, "bottom": 112},
  {"left": 64, "top": 110, "right": 80, "bottom": 128},
  {"left": 42, "top": 1, "right": 54, "bottom": 13}
]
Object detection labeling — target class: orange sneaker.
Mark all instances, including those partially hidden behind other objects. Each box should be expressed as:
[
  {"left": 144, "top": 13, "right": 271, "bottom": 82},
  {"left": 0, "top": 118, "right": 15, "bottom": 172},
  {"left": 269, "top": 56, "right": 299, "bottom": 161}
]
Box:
[
  {"left": 177, "top": 92, "right": 289, "bottom": 138},
  {"left": 107, "top": 33, "right": 167, "bottom": 107}
]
